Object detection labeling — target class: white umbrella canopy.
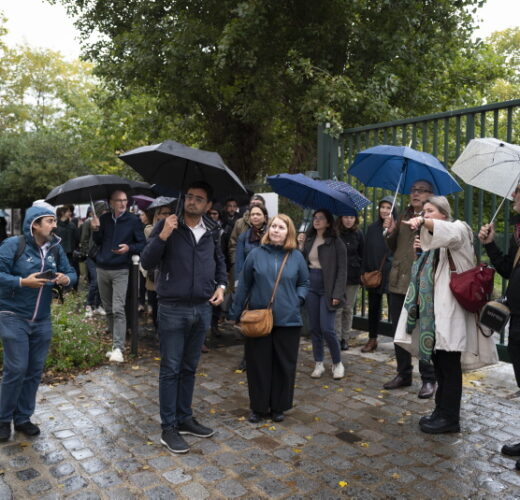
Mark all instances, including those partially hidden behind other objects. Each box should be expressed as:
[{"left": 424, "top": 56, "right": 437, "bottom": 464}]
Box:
[
  {"left": 452, "top": 137, "right": 520, "bottom": 199},
  {"left": 452, "top": 138, "right": 520, "bottom": 223}
]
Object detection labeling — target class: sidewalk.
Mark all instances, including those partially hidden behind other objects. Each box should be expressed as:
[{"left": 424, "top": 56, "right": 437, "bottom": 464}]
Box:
[{"left": 0, "top": 330, "right": 519, "bottom": 499}]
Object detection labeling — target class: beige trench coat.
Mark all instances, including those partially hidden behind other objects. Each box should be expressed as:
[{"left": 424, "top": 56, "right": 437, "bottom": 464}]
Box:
[{"left": 395, "top": 219, "right": 498, "bottom": 369}]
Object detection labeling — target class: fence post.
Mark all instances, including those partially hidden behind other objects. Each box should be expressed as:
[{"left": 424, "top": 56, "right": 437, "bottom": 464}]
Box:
[{"left": 130, "top": 254, "right": 140, "bottom": 356}]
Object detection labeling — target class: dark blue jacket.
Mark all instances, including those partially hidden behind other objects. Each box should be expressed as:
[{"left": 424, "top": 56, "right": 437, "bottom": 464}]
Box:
[
  {"left": 234, "top": 227, "right": 262, "bottom": 281},
  {"left": 0, "top": 206, "right": 77, "bottom": 321},
  {"left": 140, "top": 216, "right": 227, "bottom": 304},
  {"left": 92, "top": 211, "right": 146, "bottom": 270},
  {"left": 230, "top": 245, "right": 309, "bottom": 327}
]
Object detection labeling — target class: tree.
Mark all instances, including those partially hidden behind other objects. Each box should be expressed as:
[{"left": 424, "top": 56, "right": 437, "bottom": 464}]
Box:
[{"left": 54, "top": 0, "right": 507, "bottom": 183}]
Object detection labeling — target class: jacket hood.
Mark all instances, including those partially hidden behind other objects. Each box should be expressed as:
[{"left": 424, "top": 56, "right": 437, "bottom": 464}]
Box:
[
  {"left": 23, "top": 205, "right": 57, "bottom": 244},
  {"left": 379, "top": 195, "right": 398, "bottom": 219}
]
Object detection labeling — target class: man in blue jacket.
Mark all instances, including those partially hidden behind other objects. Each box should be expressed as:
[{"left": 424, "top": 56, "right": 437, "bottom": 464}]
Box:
[
  {"left": 91, "top": 190, "right": 146, "bottom": 363},
  {"left": 141, "top": 181, "right": 227, "bottom": 454},
  {"left": 0, "top": 205, "right": 77, "bottom": 441}
]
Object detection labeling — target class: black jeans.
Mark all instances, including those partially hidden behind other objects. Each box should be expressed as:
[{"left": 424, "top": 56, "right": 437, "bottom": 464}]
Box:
[
  {"left": 389, "top": 292, "right": 436, "bottom": 383},
  {"left": 508, "top": 314, "right": 520, "bottom": 387},
  {"left": 432, "top": 350, "right": 462, "bottom": 420},
  {"left": 367, "top": 290, "right": 385, "bottom": 339}
]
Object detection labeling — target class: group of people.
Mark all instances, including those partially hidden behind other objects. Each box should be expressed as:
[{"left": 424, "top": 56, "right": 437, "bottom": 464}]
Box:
[{"left": 0, "top": 178, "right": 518, "bottom": 473}]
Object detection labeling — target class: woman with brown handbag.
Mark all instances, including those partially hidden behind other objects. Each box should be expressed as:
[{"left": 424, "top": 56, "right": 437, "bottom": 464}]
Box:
[
  {"left": 230, "top": 214, "right": 309, "bottom": 424},
  {"left": 360, "top": 196, "right": 395, "bottom": 352}
]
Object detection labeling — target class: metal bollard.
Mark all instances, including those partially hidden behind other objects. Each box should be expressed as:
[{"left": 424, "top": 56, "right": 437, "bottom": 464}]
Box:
[{"left": 130, "top": 254, "right": 140, "bottom": 356}]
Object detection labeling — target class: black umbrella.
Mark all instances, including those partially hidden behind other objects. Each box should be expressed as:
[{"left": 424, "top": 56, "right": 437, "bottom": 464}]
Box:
[
  {"left": 119, "top": 140, "right": 248, "bottom": 200},
  {"left": 45, "top": 175, "right": 154, "bottom": 205}
]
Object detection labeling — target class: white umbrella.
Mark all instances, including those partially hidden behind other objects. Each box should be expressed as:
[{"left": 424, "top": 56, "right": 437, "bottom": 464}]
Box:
[{"left": 452, "top": 137, "right": 520, "bottom": 223}]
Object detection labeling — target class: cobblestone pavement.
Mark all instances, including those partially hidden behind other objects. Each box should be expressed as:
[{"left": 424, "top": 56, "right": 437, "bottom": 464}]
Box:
[{"left": 1, "top": 331, "right": 519, "bottom": 499}]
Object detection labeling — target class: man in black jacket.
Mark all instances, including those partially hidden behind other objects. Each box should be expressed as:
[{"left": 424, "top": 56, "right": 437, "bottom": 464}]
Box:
[
  {"left": 479, "top": 183, "right": 520, "bottom": 471},
  {"left": 141, "top": 181, "right": 227, "bottom": 454}
]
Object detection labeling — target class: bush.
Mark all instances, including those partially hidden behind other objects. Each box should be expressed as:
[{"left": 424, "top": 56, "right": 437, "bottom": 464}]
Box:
[{"left": 46, "top": 292, "right": 108, "bottom": 372}]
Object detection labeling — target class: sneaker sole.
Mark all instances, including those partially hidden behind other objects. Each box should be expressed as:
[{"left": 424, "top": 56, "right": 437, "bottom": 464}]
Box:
[
  {"left": 178, "top": 430, "right": 215, "bottom": 438},
  {"left": 160, "top": 438, "right": 189, "bottom": 454}
]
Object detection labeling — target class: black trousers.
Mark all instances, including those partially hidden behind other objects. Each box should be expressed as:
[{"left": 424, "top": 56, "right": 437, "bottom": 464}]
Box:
[
  {"left": 508, "top": 315, "right": 520, "bottom": 387},
  {"left": 245, "top": 326, "right": 301, "bottom": 413},
  {"left": 389, "top": 292, "right": 436, "bottom": 383},
  {"left": 431, "top": 350, "right": 462, "bottom": 420},
  {"left": 367, "top": 291, "right": 385, "bottom": 339}
]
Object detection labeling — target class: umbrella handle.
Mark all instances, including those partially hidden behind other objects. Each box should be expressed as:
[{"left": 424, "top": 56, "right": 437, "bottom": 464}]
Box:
[
  {"left": 383, "top": 169, "right": 404, "bottom": 236},
  {"left": 489, "top": 173, "right": 520, "bottom": 225}
]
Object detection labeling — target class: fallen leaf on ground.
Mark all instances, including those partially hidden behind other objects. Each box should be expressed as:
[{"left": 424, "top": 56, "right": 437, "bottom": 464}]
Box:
[
  {"left": 239, "top": 381, "right": 245, "bottom": 385},
  {"left": 154, "top": 357, "right": 161, "bottom": 361},
  {"left": 20, "top": 442, "right": 30, "bottom": 447},
  {"left": 131, "top": 366, "right": 140, "bottom": 370},
  {"left": 322, "top": 385, "right": 329, "bottom": 389},
  {"left": 197, "top": 372, "right": 208, "bottom": 377},
  {"left": 209, "top": 408, "right": 216, "bottom": 414},
  {"left": 293, "top": 448, "right": 302, "bottom": 453},
  {"left": 234, "top": 370, "right": 243, "bottom": 374},
  {"left": 358, "top": 442, "right": 369, "bottom": 448},
  {"left": 269, "top": 426, "right": 276, "bottom": 431},
  {"left": 314, "top": 417, "right": 320, "bottom": 421},
  {"left": 338, "top": 481, "right": 348, "bottom": 487},
  {"left": 353, "top": 388, "right": 363, "bottom": 392},
  {"left": 391, "top": 473, "right": 400, "bottom": 479},
  {"left": 142, "top": 465, "right": 150, "bottom": 470},
  {"left": 238, "top": 416, "right": 246, "bottom": 421}
]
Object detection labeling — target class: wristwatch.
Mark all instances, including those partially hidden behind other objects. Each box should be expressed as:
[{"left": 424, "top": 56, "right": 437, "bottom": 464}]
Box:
[{"left": 219, "top": 284, "right": 226, "bottom": 290}]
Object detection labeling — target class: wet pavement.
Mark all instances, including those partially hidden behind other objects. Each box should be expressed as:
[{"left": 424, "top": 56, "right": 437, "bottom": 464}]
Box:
[{"left": 0, "top": 328, "right": 519, "bottom": 499}]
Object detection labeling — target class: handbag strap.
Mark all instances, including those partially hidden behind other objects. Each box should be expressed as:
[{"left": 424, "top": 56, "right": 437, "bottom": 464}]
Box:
[
  {"left": 268, "top": 252, "right": 290, "bottom": 309},
  {"left": 446, "top": 249, "right": 456, "bottom": 272},
  {"left": 513, "top": 246, "right": 520, "bottom": 269},
  {"left": 377, "top": 252, "right": 388, "bottom": 272}
]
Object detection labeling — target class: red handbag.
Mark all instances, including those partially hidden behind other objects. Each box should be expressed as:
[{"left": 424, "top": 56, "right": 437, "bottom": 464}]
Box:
[{"left": 447, "top": 250, "right": 494, "bottom": 313}]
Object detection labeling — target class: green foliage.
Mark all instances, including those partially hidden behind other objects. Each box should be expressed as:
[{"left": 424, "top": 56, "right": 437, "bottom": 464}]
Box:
[
  {"left": 46, "top": 292, "right": 106, "bottom": 372},
  {"left": 55, "top": 0, "right": 507, "bottom": 183}
]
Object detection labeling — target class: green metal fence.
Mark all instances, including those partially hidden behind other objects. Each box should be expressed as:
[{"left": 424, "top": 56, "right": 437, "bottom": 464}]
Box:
[{"left": 318, "top": 99, "right": 520, "bottom": 361}]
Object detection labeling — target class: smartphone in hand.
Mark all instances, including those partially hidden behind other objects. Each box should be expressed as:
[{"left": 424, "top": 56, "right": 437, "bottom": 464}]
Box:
[{"left": 35, "top": 270, "right": 56, "bottom": 280}]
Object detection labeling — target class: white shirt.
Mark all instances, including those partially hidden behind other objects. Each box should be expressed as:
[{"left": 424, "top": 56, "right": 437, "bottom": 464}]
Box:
[{"left": 188, "top": 218, "right": 207, "bottom": 244}]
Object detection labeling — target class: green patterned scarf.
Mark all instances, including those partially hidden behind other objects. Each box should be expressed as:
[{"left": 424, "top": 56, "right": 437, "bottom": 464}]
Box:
[{"left": 404, "top": 250, "right": 436, "bottom": 363}]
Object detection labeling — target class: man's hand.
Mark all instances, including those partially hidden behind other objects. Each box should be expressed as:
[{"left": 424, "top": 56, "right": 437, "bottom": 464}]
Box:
[
  {"left": 112, "top": 243, "right": 129, "bottom": 255},
  {"left": 91, "top": 215, "right": 100, "bottom": 231},
  {"left": 331, "top": 298, "right": 340, "bottom": 307},
  {"left": 55, "top": 273, "right": 70, "bottom": 286},
  {"left": 209, "top": 287, "right": 224, "bottom": 306},
  {"left": 478, "top": 223, "right": 495, "bottom": 244},
  {"left": 383, "top": 215, "right": 396, "bottom": 234},
  {"left": 159, "top": 214, "right": 178, "bottom": 241},
  {"left": 21, "top": 273, "right": 49, "bottom": 288}
]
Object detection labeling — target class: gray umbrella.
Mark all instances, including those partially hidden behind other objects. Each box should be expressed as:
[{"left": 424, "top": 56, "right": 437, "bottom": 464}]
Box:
[{"left": 147, "top": 196, "right": 177, "bottom": 210}]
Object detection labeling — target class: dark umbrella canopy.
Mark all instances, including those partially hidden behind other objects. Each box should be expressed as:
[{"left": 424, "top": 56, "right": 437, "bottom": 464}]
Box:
[
  {"left": 45, "top": 175, "right": 154, "bottom": 205},
  {"left": 119, "top": 140, "right": 248, "bottom": 199}
]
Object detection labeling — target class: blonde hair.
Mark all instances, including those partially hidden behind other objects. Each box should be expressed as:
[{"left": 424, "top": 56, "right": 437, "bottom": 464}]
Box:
[
  {"left": 425, "top": 195, "right": 452, "bottom": 221},
  {"left": 261, "top": 214, "right": 298, "bottom": 250}
]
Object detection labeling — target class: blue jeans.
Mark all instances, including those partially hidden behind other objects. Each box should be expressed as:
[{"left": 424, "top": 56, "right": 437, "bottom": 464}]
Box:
[
  {"left": 86, "top": 257, "right": 101, "bottom": 308},
  {"left": 157, "top": 301, "right": 211, "bottom": 429},
  {"left": 0, "top": 312, "right": 52, "bottom": 424},
  {"left": 306, "top": 269, "right": 341, "bottom": 364}
]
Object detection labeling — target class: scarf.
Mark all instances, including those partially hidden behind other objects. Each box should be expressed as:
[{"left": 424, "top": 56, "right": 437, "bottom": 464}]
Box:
[
  {"left": 404, "top": 250, "right": 436, "bottom": 363},
  {"left": 250, "top": 224, "right": 266, "bottom": 243}
]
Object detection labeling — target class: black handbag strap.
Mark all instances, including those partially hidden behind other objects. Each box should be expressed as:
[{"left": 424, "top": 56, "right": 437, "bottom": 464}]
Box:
[{"left": 268, "top": 252, "right": 290, "bottom": 309}]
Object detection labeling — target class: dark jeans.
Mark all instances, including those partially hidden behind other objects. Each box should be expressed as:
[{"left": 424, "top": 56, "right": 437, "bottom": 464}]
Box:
[
  {"left": 85, "top": 257, "right": 101, "bottom": 308},
  {"left": 508, "top": 314, "right": 520, "bottom": 387},
  {"left": 389, "top": 292, "right": 436, "bottom": 383},
  {"left": 432, "top": 350, "right": 462, "bottom": 420},
  {"left": 245, "top": 326, "right": 301, "bottom": 413},
  {"left": 0, "top": 313, "right": 52, "bottom": 424},
  {"left": 157, "top": 301, "right": 211, "bottom": 429},
  {"left": 367, "top": 290, "right": 388, "bottom": 339},
  {"left": 306, "top": 269, "right": 341, "bottom": 364}
]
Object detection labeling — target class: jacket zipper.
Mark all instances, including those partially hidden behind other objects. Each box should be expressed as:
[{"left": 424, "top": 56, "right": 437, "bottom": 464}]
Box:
[{"left": 31, "top": 245, "right": 48, "bottom": 321}]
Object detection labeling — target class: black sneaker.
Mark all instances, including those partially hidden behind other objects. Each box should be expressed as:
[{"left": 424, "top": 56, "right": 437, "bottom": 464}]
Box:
[
  {"left": 14, "top": 421, "right": 40, "bottom": 436},
  {"left": 0, "top": 422, "right": 11, "bottom": 442},
  {"left": 160, "top": 428, "right": 190, "bottom": 454},
  {"left": 178, "top": 417, "right": 215, "bottom": 438}
]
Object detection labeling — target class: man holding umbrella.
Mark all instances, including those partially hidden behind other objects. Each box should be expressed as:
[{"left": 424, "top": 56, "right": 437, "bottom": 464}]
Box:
[
  {"left": 91, "top": 190, "right": 146, "bottom": 363},
  {"left": 382, "top": 180, "right": 437, "bottom": 398},
  {"left": 141, "top": 181, "right": 227, "bottom": 454}
]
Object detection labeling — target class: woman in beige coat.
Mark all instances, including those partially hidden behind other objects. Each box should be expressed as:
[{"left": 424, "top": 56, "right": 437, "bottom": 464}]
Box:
[{"left": 394, "top": 196, "right": 497, "bottom": 434}]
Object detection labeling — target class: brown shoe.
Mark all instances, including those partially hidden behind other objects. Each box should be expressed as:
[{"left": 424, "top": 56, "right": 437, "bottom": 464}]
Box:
[
  {"left": 383, "top": 374, "right": 412, "bottom": 390},
  {"left": 418, "top": 382, "right": 437, "bottom": 399},
  {"left": 201, "top": 344, "right": 210, "bottom": 353},
  {"left": 361, "top": 339, "right": 378, "bottom": 353}
]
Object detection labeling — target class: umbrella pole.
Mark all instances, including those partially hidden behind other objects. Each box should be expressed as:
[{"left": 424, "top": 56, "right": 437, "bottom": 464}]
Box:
[
  {"left": 489, "top": 173, "right": 520, "bottom": 224},
  {"left": 383, "top": 170, "right": 404, "bottom": 236}
]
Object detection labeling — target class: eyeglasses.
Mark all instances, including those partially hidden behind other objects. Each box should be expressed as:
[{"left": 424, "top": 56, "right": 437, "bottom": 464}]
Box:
[
  {"left": 313, "top": 216, "right": 327, "bottom": 221},
  {"left": 185, "top": 193, "right": 207, "bottom": 203},
  {"left": 111, "top": 199, "right": 128, "bottom": 203},
  {"left": 410, "top": 188, "right": 432, "bottom": 195}
]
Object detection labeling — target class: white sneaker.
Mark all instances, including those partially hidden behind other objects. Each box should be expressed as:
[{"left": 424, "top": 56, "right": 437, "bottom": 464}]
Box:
[
  {"left": 332, "top": 362, "right": 345, "bottom": 380},
  {"left": 85, "top": 305, "right": 93, "bottom": 318},
  {"left": 106, "top": 350, "right": 113, "bottom": 359},
  {"left": 95, "top": 306, "right": 106, "bottom": 316},
  {"left": 109, "top": 348, "right": 124, "bottom": 363},
  {"left": 311, "top": 362, "right": 325, "bottom": 378}
]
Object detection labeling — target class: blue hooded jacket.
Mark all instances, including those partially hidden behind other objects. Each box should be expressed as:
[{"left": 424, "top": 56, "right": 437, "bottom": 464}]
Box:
[
  {"left": 230, "top": 244, "right": 309, "bottom": 327},
  {"left": 0, "top": 206, "right": 77, "bottom": 321}
]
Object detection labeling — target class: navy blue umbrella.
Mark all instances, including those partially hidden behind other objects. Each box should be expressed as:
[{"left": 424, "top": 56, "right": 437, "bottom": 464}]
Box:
[
  {"left": 267, "top": 173, "right": 371, "bottom": 215},
  {"left": 348, "top": 145, "right": 462, "bottom": 196}
]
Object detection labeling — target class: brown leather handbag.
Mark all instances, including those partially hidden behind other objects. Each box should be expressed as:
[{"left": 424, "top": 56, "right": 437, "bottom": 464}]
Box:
[
  {"left": 239, "top": 252, "right": 290, "bottom": 338},
  {"left": 361, "top": 253, "right": 387, "bottom": 288}
]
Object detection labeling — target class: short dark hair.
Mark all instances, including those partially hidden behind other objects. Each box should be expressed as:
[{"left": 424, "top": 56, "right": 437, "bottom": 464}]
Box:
[
  {"left": 335, "top": 214, "right": 359, "bottom": 233},
  {"left": 251, "top": 194, "right": 265, "bottom": 205},
  {"left": 225, "top": 198, "right": 238, "bottom": 205},
  {"left": 249, "top": 204, "right": 268, "bottom": 220},
  {"left": 187, "top": 181, "right": 213, "bottom": 201}
]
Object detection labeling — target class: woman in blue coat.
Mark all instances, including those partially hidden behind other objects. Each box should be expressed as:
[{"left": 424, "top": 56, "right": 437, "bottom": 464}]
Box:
[{"left": 230, "top": 214, "right": 309, "bottom": 424}]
